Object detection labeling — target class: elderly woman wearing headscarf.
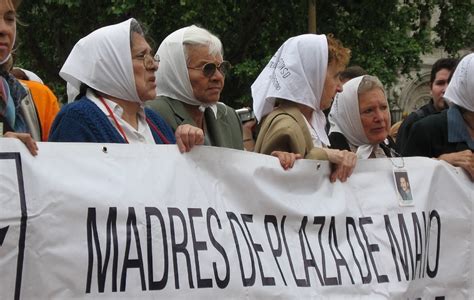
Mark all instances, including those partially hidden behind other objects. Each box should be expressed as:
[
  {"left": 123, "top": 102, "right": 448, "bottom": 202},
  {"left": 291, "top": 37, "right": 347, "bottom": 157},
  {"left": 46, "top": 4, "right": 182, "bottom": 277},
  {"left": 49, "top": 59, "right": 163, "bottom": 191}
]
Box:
[
  {"left": 328, "top": 75, "right": 398, "bottom": 158},
  {"left": 0, "top": 0, "right": 38, "bottom": 155},
  {"left": 146, "top": 25, "right": 244, "bottom": 150},
  {"left": 252, "top": 34, "right": 357, "bottom": 182},
  {"left": 49, "top": 19, "right": 203, "bottom": 152},
  {"left": 403, "top": 53, "right": 474, "bottom": 180}
]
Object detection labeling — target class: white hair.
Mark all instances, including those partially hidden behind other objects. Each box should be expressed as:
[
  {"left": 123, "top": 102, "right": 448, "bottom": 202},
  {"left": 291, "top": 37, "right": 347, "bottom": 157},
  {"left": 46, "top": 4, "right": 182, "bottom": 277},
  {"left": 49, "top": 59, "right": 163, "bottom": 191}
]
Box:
[{"left": 182, "top": 25, "right": 223, "bottom": 63}]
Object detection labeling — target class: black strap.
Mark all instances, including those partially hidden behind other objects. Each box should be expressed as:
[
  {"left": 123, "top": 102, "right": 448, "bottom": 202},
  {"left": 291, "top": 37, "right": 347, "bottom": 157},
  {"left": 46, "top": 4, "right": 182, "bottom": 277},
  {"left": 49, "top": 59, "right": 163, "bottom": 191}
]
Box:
[{"left": 380, "top": 137, "right": 401, "bottom": 157}]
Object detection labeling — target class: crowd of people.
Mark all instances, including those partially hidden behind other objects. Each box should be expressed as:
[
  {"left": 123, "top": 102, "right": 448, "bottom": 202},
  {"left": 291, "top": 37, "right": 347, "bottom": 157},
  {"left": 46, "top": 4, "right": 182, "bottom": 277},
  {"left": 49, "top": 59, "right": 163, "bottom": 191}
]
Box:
[{"left": 1, "top": 0, "right": 473, "bottom": 180}]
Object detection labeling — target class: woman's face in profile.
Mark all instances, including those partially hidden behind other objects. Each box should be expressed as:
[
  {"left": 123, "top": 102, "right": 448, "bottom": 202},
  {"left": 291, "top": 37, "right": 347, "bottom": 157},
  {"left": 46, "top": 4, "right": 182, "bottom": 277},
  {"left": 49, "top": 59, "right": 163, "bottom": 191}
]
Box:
[
  {"left": 131, "top": 32, "right": 158, "bottom": 102},
  {"left": 0, "top": 0, "right": 16, "bottom": 62},
  {"left": 359, "top": 88, "right": 390, "bottom": 144},
  {"left": 320, "top": 62, "right": 344, "bottom": 110}
]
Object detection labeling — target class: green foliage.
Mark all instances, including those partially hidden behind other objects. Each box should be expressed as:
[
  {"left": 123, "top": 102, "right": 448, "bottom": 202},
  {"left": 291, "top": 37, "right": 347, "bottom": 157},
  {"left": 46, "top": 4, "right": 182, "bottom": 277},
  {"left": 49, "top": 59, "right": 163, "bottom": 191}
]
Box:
[
  {"left": 318, "top": 0, "right": 434, "bottom": 88},
  {"left": 14, "top": 0, "right": 473, "bottom": 107},
  {"left": 433, "top": 0, "right": 474, "bottom": 54}
]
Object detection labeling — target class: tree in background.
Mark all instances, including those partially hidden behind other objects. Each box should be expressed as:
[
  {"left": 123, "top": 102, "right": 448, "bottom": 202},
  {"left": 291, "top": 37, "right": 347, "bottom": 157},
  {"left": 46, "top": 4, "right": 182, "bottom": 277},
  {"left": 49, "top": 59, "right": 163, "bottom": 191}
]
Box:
[{"left": 15, "top": 0, "right": 473, "bottom": 107}]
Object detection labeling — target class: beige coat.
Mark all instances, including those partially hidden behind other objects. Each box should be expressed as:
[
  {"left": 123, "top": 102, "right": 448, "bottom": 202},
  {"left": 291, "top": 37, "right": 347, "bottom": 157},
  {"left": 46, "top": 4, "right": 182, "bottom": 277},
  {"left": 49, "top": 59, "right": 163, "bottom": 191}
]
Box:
[{"left": 254, "top": 101, "right": 328, "bottom": 160}]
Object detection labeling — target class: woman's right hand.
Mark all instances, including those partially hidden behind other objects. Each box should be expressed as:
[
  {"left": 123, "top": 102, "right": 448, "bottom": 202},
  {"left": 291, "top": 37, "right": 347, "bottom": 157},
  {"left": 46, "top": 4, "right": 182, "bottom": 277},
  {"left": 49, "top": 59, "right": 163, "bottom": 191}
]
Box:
[
  {"left": 4, "top": 132, "right": 38, "bottom": 156},
  {"left": 175, "top": 124, "right": 204, "bottom": 153},
  {"left": 271, "top": 151, "right": 302, "bottom": 170},
  {"left": 324, "top": 148, "right": 357, "bottom": 183}
]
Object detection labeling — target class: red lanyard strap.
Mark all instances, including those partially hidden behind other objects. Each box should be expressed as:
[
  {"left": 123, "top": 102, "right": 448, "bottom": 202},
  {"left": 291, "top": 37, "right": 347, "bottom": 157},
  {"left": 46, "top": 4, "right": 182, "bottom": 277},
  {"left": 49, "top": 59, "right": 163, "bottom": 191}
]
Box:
[
  {"left": 99, "top": 95, "right": 170, "bottom": 144},
  {"left": 98, "top": 96, "right": 129, "bottom": 143},
  {"left": 146, "top": 118, "right": 171, "bottom": 144}
]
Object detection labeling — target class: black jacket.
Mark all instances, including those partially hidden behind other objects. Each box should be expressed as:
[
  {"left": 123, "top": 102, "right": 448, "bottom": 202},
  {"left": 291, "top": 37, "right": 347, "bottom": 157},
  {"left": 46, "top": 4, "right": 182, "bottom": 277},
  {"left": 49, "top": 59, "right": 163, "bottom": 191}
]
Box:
[
  {"left": 402, "top": 110, "right": 472, "bottom": 157},
  {"left": 397, "top": 100, "right": 438, "bottom": 153},
  {"left": 329, "top": 131, "right": 399, "bottom": 157}
]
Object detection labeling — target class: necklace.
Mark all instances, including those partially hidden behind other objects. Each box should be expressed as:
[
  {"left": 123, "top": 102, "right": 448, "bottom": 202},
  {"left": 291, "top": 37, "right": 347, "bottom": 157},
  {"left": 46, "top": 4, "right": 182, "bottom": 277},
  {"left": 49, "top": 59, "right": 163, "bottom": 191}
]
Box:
[
  {"left": 380, "top": 139, "right": 405, "bottom": 168},
  {"left": 389, "top": 155, "right": 405, "bottom": 169}
]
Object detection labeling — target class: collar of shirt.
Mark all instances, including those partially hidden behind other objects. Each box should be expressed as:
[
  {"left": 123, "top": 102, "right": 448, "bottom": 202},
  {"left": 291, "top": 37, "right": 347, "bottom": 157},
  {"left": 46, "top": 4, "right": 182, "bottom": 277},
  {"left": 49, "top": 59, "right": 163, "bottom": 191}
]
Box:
[
  {"left": 87, "top": 89, "right": 155, "bottom": 144},
  {"left": 303, "top": 117, "right": 324, "bottom": 148},
  {"left": 350, "top": 143, "right": 387, "bottom": 159},
  {"left": 447, "top": 105, "right": 474, "bottom": 149}
]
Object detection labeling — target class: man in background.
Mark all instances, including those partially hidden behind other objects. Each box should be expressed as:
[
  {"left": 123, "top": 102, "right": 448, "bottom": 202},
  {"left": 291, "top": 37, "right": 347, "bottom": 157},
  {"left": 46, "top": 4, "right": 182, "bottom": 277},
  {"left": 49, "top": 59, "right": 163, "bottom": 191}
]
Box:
[{"left": 396, "top": 58, "right": 457, "bottom": 152}]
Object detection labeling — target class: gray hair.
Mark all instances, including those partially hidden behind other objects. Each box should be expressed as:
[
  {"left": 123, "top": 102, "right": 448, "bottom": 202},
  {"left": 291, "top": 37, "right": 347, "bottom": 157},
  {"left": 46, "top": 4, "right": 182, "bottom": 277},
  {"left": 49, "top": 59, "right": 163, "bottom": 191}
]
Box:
[
  {"left": 129, "top": 19, "right": 144, "bottom": 48},
  {"left": 182, "top": 25, "right": 223, "bottom": 64},
  {"left": 357, "top": 75, "right": 385, "bottom": 95}
]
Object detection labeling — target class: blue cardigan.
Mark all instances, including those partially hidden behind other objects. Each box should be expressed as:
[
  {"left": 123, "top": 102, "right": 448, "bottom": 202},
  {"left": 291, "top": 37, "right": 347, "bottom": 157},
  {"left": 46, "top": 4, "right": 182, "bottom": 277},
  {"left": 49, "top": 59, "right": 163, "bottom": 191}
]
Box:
[{"left": 49, "top": 97, "right": 176, "bottom": 144}]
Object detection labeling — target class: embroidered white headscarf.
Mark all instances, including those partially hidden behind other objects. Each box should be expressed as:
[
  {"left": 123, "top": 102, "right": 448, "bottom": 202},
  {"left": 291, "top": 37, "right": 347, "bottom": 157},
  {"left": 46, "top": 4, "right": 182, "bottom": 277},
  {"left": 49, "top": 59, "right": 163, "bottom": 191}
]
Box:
[
  {"left": 155, "top": 25, "right": 219, "bottom": 114},
  {"left": 328, "top": 75, "right": 389, "bottom": 158},
  {"left": 251, "top": 34, "right": 330, "bottom": 146},
  {"left": 444, "top": 53, "right": 474, "bottom": 112},
  {"left": 59, "top": 18, "right": 141, "bottom": 103}
]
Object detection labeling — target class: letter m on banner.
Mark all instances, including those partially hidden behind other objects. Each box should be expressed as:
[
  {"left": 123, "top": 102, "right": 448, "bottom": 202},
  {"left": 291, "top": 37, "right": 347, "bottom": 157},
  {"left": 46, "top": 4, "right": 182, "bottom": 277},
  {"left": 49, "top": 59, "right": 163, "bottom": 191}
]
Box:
[{"left": 0, "top": 153, "right": 28, "bottom": 300}]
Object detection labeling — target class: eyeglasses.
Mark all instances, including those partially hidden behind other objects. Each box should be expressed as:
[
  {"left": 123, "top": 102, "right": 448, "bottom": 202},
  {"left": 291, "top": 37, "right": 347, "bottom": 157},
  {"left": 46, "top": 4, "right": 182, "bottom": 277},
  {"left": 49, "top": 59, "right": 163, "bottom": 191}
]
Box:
[
  {"left": 187, "top": 61, "right": 231, "bottom": 78},
  {"left": 133, "top": 53, "right": 160, "bottom": 69}
]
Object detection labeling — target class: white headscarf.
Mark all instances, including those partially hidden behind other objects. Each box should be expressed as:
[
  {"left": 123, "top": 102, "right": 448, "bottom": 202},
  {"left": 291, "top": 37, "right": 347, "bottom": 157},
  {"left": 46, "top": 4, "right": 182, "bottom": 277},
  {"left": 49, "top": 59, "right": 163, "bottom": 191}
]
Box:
[
  {"left": 19, "top": 68, "right": 43, "bottom": 84},
  {"left": 251, "top": 34, "right": 330, "bottom": 146},
  {"left": 444, "top": 53, "right": 474, "bottom": 112},
  {"left": 155, "top": 26, "right": 217, "bottom": 114},
  {"left": 66, "top": 82, "right": 79, "bottom": 103},
  {"left": 59, "top": 18, "right": 141, "bottom": 103},
  {"left": 328, "top": 76, "right": 389, "bottom": 159}
]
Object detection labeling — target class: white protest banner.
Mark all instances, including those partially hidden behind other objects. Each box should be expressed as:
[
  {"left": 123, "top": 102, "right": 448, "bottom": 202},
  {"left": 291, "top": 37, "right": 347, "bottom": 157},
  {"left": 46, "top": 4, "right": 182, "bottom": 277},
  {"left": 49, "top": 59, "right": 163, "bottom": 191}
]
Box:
[{"left": 0, "top": 138, "right": 473, "bottom": 299}]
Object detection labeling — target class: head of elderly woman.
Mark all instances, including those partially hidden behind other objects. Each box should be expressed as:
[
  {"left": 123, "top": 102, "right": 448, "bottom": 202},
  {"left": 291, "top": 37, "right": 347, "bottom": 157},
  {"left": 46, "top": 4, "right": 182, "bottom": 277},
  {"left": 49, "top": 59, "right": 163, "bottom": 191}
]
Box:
[
  {"left": 183, "top": 26, "right": 229, "bottom": 104},
  {"left": 129, "top": 20, "right": 159, "bottom": 101},
  {"left": 60, "top": 18, "right": 158, "bottom": 103},
  {"left": 329, "top": 75, "right": 390, "bottom": 146},
  {"left": 0, "top": 0, "right": 20, "bottom": 65},
  {"left": 155, "top": 25, "right": 230, "bottom": 106},
  {"left": 357, "top": 75, "right": 390, "bottom": 144}
]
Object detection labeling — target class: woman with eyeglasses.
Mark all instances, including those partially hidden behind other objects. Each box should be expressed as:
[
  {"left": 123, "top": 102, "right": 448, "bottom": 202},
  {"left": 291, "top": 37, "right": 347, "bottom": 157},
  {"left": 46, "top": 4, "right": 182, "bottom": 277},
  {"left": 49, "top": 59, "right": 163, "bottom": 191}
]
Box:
[
  {"left": 49, "top": 19, "right": 203, "bottom": 152},
  {"left": 146, "top": 25, "right": 244, "bottom": 150},
  {"left": 253, "top": 34, "right": 357, "bottom": 182},
  {"left": 327, "top": 75, "right": 399, "bottom": 158}
]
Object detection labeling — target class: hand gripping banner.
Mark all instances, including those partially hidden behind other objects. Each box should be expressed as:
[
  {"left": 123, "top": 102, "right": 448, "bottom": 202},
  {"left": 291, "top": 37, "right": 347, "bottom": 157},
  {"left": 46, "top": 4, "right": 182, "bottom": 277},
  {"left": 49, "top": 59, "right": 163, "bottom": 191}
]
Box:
[{"left": 0, "top": 139, "right": 473, "bottom": 299}]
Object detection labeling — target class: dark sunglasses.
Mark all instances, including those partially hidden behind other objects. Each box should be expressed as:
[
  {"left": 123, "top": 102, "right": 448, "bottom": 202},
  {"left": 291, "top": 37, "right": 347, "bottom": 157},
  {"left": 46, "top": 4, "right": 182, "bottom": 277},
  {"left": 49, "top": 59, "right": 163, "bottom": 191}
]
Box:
[{"left": 188, "top": 61, "right": 231, "bottom": 78}]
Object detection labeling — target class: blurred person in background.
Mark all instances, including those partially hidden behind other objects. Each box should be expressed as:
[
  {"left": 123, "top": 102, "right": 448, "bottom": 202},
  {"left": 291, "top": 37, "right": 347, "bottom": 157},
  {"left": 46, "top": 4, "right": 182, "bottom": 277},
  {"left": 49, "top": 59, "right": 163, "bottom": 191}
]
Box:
[
  {"left": 402, "top": 53, "right": 474, "bottom": 180},
  {"left": 397, "top": 57, "right": 457, "bottom": 152},
  {"left": 339, "top": 65, "right": 367, "bottom": 84}
]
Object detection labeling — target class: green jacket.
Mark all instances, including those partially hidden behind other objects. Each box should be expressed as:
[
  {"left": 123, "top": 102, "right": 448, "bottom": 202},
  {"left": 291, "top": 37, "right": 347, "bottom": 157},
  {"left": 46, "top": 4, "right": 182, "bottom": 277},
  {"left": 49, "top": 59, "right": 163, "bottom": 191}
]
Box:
[
  {"left": 255, "top": 101, "right": 328, "bottom": 160},
  {"left": 147, "top": 96, "right": 244, "bottom": 150}
]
